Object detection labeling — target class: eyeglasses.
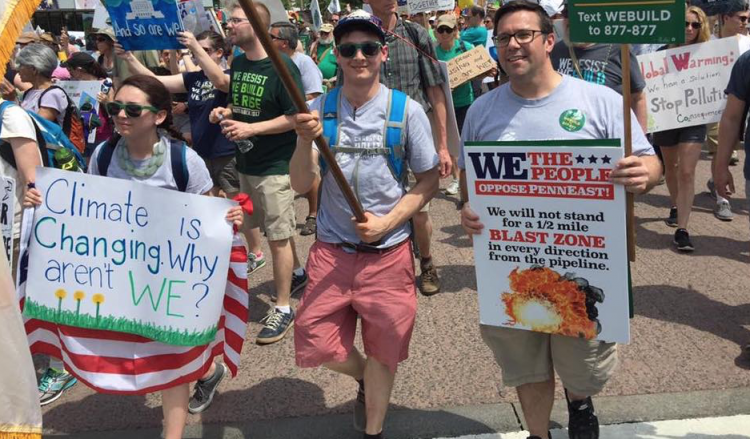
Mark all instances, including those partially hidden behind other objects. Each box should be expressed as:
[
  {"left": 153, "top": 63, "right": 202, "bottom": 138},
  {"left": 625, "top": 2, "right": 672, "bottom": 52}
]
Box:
[
  {"left": 436, "top": 26, "right": 454, "bottom": 34},
  {"left": 269, "top": 34, "right": 284, "bottom": 41},
  {"left": 686, "top": 21, "right": 702, "bottom": 29},
  {"left": 734, "top": 14, "right": 750, "bottom": 22},
  {"left": 337, "top": 41, "right": 383, "bottom": 58},
  {"left": 493, "top": 30, "right": 545, "bottom": 47},
  {"left": 320, "top": 31, "right": 331, "bottom": 35},
  {"left": 106, "top": 101, "right": 159, "bottom": 118},
  {"left": 227, "top": 17, "right": 249, "bottom": 25},
  {"left": 95, "top": 36, "right": 110, "bottom": 43}
]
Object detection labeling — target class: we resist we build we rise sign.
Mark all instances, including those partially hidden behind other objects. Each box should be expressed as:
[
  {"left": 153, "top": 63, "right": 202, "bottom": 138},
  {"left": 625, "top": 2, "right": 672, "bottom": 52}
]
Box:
[{"left": 464, "top": 140, "right": 630, "bottom": 344}]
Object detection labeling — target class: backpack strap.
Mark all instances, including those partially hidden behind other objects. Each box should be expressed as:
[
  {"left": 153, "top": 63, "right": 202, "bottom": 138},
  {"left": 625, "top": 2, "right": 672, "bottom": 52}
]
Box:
[
  {"left": 383, "top": 89, "right": 409, "bottom": 183},
  {"left": 96, "top": 135, "right": 119, "bottom": 176},
  {"left": 319, "top": 87, "right": 341, "bottom": 176},
  {"left": 0, "top": 101, "right": 49, "bottom": 169},
  {"left": 170, "top": 140, "right": 189, "bottom": 192}
]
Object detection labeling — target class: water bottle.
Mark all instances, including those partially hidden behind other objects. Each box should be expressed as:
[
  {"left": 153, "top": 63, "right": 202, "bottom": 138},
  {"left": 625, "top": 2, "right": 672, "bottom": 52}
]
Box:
[
  {"left": 54, "top": 148, "right": 80, "bottom": 172},
  {"left": 218, "top": 113, "right": 254, "bottom": 153},
  {"left": 101, "top": 78, "right": 113, "bottom": 94}
]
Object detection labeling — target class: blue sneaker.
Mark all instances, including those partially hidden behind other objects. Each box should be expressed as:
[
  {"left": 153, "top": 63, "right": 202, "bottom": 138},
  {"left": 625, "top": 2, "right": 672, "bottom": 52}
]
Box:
[
  {"left": 291, "top": 270, "right": 308, "bottom": 297},
  {"left": 257, "top": 308, "right": 294, "bottom": 345},
  {"left": 39, "top": 367, "right": 77, "bottom": 406}
]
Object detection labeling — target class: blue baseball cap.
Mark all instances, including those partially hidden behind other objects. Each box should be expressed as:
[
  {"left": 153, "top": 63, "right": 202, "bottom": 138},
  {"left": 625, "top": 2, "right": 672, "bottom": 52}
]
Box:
[{"left": 333, "top": 10, "right": 386, "bottom": 44}]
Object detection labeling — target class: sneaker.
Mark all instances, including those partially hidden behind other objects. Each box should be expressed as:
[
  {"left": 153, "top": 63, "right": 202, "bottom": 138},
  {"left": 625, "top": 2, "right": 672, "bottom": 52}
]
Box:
[
  {"left": 673, "top": 228, "right": 694, "bottom": 252},
  {"left": 257, "top": 308, "right": 294, "bottom": 344},
  {"left": 445, "top": 179, "right": 460, "bottom": 195},
  {"left": 730, "top": 150, "right": 739, "bottom": 166},
  {"left": 300, "top": 216, "right": 317, "bottom": 236},
  {"left": 566, "top": 390, "right": 599, "bottom": 439},
  {"left": 39, "top": 367, "right": 77, "bottom": 406},
  {"left": 706, "top": 179, "right": 717, "bottom": 200},
  {"left": 664, "top": 207, "right": 678, "bottom": 227},
  {"left": 247, "top": 251, "right": 267, "bottom": 275},
  {"left": 291, "top": 270, "right": 309, "bottom": 297},
  {"left": 418, "top": 259, "right": 441, "bottom": 296},
  {"left": 714, "top": 199, "right": 734, "bottom": 221},
  {"left": 188, "top": 362, "right": 228, "bottom": 414},
  {"left": 353, "top": 379, "right": 366, "bottom": 432}
]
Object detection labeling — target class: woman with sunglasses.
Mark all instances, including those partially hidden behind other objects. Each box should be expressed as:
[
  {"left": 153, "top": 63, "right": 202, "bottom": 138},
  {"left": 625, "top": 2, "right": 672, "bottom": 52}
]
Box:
[
  {"left": 64, "top": 52, "right": 115, "bottom": 158},
  {"left": 90, "top": 28, "right": 116, "bottom": 77},
  {"left": 652, "top": 6, "right": 711, "bottom": 252},
  {"left": 24, "top": 74, "right": 246, "bottom": 438},
  {"left": 434, "top": 14, "right": 475, "bottom": 197}
]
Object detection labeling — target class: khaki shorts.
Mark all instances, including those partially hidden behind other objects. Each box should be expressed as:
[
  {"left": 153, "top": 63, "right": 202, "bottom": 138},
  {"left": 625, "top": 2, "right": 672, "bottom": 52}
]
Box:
[
  {"left": 238, "top": 173, "right": 296, "bottom": 241},
  {"left": 480, "top": 325, "right": 618, "bottom": 396},
  {"left": 706, "top": 122, "right": 743, "bottom": 153}
]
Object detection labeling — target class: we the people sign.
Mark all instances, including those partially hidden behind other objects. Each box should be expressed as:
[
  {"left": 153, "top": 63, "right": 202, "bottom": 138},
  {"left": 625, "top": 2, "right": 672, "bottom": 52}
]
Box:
[
  {"left": 24, "top": 168, "right": 235, "bottom": 346},
  {"left": 104, "top": 0, "right": 184, "bottom": 50},
  {"left": 568, "top": 0, "right": 684, "bottom": 44},
  {"left": 465, "top": 140, "right": 629, "bottom": 343},
  {"left": 638, "top": 37, "right": 743, "bottom": 133}
]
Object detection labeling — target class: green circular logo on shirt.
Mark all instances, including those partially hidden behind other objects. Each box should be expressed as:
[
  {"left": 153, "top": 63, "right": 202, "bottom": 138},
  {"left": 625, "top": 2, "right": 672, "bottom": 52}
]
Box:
[{"left": 559, "top": 109, "right": 586, "bottom": 132}]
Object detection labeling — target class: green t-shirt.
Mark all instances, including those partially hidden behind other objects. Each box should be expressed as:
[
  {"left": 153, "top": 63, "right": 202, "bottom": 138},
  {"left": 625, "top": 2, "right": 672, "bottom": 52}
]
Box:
[
  {"left": 229, "top": 55, "right": 303, "bottom": 176},
  {"left": 435, "top": 40, "right": 475, "bottom": 108},
  {"left": 316, "top": 42, "right": 338, "bottom": 79}
]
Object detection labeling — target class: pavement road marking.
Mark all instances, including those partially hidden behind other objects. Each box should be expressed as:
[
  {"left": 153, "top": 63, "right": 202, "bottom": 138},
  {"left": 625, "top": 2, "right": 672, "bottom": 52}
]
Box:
[{"left": 436, "top": 415, "right": 750, "bottom": 438}]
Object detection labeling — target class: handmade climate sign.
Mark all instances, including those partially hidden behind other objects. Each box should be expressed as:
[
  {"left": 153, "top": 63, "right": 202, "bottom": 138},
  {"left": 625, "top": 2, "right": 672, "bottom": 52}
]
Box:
[
  {"left": 447, "top": 46, "right": 494, "bottom": 89},
  {"left": 104, "top": 0, "right": 184, "bottom": 50},
  {"left": 23, "top": 168, "right": 235, "bottom": 346},
  {"left": 638, "top": 37, "right": 742, "bottom": 133},
  {"left": 1, "top": 177, "right": 15, "bottom": 267},
  {"left": 568, "top": 0, "right": 684, "bottom": 44},
  {"left": 465, "top": 140, "right": 629, "bottom": 343}
]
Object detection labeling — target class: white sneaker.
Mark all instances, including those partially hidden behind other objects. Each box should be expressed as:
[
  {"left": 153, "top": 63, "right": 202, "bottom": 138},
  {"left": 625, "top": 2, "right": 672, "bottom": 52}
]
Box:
[{"left": 445, "top": 179, "right": 459, "bottom": 195}]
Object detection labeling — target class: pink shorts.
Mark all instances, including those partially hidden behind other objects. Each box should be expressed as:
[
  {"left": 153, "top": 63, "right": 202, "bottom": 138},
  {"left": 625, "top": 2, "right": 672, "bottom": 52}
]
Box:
[{"left": 294, "top": 240, "right": 417, "bottom": 373}]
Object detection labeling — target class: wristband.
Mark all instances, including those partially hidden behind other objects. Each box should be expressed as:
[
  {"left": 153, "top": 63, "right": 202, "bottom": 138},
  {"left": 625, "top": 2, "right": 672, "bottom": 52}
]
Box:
[{"left": 27, "top": 182, "right": 35, "bottom": 189}]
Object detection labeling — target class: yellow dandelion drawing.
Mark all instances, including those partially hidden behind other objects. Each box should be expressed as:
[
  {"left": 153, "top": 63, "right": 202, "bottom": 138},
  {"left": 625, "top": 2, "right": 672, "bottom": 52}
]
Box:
[
  {"left": 55, "top": 288, "right": 67, "bottom": 313},
  {"left": 74, "top": 291, "right": 85, "bottom": 316},
  {"left": 92, "top": 294, "right": 105, "bottom": 319}
]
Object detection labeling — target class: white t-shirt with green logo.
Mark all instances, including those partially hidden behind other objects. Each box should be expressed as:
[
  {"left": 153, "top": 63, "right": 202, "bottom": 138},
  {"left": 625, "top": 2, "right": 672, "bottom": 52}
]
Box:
[{"left": 458, "top": 75, "right": 653, "bottom": 169}]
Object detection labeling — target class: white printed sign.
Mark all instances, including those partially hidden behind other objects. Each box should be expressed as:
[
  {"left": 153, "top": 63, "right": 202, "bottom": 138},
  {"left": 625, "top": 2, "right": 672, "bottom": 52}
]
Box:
[
  {"left": 58, "top": 80, "right": 103, "bottom": 143},
  {"left": 465, "top": 140, "right": 630, "bottom": 343},
  {"left": 407, "top": 0, "right": 455, "bottom": 14},
  {"left": 24, "top": 168, "right": 235, "bottom": 346},
  {"left": 1, "top": 177, "right": 15, "bottom": 268},
  {"left": 638, "top": 37, "right": 745, "bottom": 133}
]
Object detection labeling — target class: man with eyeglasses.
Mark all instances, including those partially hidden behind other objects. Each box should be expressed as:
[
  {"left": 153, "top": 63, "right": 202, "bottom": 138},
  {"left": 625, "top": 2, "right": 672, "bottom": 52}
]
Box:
[
  {"left": 289, "top": 11, "right": 439, "bottom": 439},
  {"left": 210, "top": 0, "right": 308, "bottom": 345},
  {"left": 459, "top": 2, "right": 660, "bottom": 438},
  {"left": 704, "top": 2, "right": 750, "bottom": 221}
]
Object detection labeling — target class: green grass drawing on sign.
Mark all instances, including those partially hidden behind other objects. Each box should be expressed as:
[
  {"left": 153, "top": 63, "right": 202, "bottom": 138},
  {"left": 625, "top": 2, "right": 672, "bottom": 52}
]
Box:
[{"left": 23, "top": 299, "right": 217, "bottom": 346}]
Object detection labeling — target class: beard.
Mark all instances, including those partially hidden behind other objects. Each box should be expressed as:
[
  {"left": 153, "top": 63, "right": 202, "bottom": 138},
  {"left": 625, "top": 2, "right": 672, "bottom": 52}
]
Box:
[{"left": 319, "top": 36, "right": 333, "bottom": 45}]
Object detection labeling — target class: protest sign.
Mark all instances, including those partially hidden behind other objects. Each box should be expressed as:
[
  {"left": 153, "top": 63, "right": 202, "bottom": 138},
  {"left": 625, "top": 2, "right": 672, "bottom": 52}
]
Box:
[
  {"left": 178, "top": 0, "right": 211, "bottom": 35},
  {"left": 447, "top": 46, "right": 494, "bottom": 89},
  {"left": 1, "top": 177, "right": 15, "bottom": 268},
  {"left": 93, "top": 1, "right": 110, "bottom": 29},
  {"left": 23, "top": 168, "right": 235, "bottom": 346},
  {"left": 465, "top": 140, "right": 629, "bottom": 343},
  {"left": 75, "top": 0, "right": 99, "bottom": 8},
  {"left": 568, "top": 0, "right": 684, "bottom": 44},
  {"left": 104, "top": 0, "right": 184, "bottom": 50},
  {"left": 58, "top": 81, "right": 102, "bottom": 113},
  {"left": 438, "top": 61, "right": 461, "bottom": 157},
  {"left": 408, "top": 0, "right": 455, "bottom": 14},
  {"left": 638, "top": 37, "right": 742, "bottom": 133}
]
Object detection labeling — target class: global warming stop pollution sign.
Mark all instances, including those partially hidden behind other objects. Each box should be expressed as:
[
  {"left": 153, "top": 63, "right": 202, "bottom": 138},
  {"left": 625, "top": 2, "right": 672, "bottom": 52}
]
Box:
[
  {"left": 22, "top": 168, "right": 235, "bottom": 346},
  {"left": 568, "top": 0, "right": 685, "bottom": 44},
  {"left": 465, "top": 140, "right": 629, "bottom": 344}
]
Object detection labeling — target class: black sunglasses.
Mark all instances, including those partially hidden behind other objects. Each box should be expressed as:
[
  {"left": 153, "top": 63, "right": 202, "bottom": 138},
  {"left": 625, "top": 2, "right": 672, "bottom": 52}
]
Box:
[
  {"left": 338, "top": 41, "right": 382, "bottom": 58},
  {"left": 686, "top": 21, "right": 701, "bottom": 29},
  {"left": 106, "top": 102, "right": 159, "bottom": 118},
  {"left": 735, "top": 14, "right": 750, "bottom": 22},
  {"left": 437, "top": 26, "right": 454, "bottom": 34}
]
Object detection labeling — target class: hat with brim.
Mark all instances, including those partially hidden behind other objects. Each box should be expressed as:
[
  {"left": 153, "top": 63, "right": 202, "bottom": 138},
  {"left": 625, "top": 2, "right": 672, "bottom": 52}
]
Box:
[
  {"left": 437, "top": 14, "right": 457, "bottom": 29},
  {"left": 17, "top": 32, "right": 39, "bottom": 44},
  {"left": 92, "top": 26, "right": 116, "bottom": 42},
  {"left": 333, "top": 9, "right": 385, "bottom": 44},
  {"left": 320, "top": 23, "right": 334, "bottom": 33}
]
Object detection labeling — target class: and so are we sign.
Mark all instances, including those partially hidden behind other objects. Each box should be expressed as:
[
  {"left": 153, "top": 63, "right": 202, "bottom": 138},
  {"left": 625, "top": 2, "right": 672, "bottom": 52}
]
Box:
[
  {"left": 105, "top": 0, "right": 185, "bottom": 50},
  {"left": 464, "top": 140, "right": 629, "bottom": 344},
  {"left": 447, "top": 46, "right": 494, "bottom": 89},
  {"left": 638, "top": 37, "right": 745, "bottom": 133},
  {"left": 23, "top": 168, "right": 235, "bottom": 346}
]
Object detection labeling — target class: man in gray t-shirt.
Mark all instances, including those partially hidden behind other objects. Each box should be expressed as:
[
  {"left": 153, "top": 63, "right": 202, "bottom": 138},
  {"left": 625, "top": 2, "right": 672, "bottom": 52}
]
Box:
[
  {"left": 460, "top": 2, "right": 661, "bottom": 439},
  {"left": 289, "top": 11, "right": 438, "bottom": 438}
]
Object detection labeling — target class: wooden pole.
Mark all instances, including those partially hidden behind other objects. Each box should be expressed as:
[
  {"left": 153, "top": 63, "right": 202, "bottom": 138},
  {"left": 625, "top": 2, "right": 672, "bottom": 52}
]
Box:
[
  {"left": 620, "top": 44, "right": 636, "bottom": 262},
  {"left": 236, "top": 0, "right": 367, "bottom": 223}
]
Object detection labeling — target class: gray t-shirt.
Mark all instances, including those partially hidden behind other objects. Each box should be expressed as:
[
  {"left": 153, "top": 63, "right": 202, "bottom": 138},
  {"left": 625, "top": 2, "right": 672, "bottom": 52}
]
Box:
[
  {"left": 459, "top": 75, "right": 654, "bottom": 169},
  {"left": 21, "top": 87, "right": 67, "bottom": 126},
  {"left": 550, "top": 42, "right": 646, "bottom": 95},
  {"left": 89, "top": 135, "right": 213, "bottom": 195},
  {"left": 292, "top": 52, "right": 324, "bottom": 96},
  {"left": 310, "top": 84, "right": 439, "bottom": 248}
]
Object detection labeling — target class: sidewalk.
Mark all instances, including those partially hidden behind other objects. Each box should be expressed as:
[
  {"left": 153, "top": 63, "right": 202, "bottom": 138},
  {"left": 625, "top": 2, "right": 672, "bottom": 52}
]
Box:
[{"left": 439, "top": 415, "right": 750, "bottom": 439}]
